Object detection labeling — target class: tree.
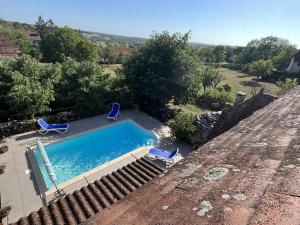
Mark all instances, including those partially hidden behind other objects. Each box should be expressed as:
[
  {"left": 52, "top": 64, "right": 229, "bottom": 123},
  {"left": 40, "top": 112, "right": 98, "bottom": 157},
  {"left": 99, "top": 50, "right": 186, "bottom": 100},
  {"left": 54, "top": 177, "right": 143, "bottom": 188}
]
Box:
[
  {"left": 54, "top": 58, "right": 112, "bottom": 117},
  {"left": 201, "top": 65, "right": 222, "bottom": 91},
  {"left": 120, "top": 31, "right": 201, "bottom": 109},
  {"left": 3, "top": 55, "right": 61, "bottom": 119},
  {"left": 243, "top": 59, "right": 274, "bottom": 79},
  {"left": 241, "top": 36, "right": 297, "bottom": 70},
  {"left": 35, "top": 16, "right": 57, "bottom": 39},
  {"left": 40, "top": 27, "right": 98, "bottom": 62},
  {"left": 213, "top": 45, "right": 226, "bottom": 63}
]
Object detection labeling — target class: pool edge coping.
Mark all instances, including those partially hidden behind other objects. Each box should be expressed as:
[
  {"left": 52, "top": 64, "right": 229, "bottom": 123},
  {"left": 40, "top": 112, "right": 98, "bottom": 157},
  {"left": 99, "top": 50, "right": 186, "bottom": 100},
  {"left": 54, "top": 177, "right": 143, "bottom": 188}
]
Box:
[
  {"left": 28, "top": 119, "right": 160, "bottom": 196},
  {"left": 45, "top": 145, "right": 151, "bottom": 196}
]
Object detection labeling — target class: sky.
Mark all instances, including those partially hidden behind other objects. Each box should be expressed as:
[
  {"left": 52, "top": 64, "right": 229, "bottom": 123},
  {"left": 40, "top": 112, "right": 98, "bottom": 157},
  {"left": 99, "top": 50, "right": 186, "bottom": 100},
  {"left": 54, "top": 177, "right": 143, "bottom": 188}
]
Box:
[{"left": 1, "top": 0, "right": 299, "bottom": 47}]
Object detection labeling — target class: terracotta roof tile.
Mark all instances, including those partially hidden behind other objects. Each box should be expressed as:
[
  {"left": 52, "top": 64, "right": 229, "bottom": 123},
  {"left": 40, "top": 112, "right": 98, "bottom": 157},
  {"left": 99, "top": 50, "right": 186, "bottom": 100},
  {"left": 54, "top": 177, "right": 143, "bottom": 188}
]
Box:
[
  {"left": 0, "top": 33, "right": 21, "bottom": 57},
  {"left": 87, "top": 86, "right": 300, "bottom": 225},
  {"left": 9, "top": 158, "right": 164, "bottom": 225},
  {"left": 9, "top": 87, "right": 300, "bottom": 225}
]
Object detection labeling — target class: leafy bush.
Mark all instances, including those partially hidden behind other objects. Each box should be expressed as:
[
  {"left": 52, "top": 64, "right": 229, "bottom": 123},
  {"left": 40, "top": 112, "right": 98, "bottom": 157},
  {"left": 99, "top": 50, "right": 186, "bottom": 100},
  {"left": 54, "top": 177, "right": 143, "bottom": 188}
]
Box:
[
  {"left": 221, "top": 84, "right": 232, "bottom": 92},
  {"left": 276, "top": 78, "right": 298, "bottom": 95},
  {"left": 201, "top": 65, "right": 222, "bottom": 91},
  {"left": 169, "top": 111, "right": 196, "bottom": 143},
  {"left": 0, "top": 55, "right": 61, "bottom": 120},
  {"left": 243, "top": 59, "right": 274, "bottom": 79},
  {"left": 54, "top": 58, "right": 113, "bottom": 117},
  {"left": 200, "top": 88, "right": 233, "bottom": 108}
]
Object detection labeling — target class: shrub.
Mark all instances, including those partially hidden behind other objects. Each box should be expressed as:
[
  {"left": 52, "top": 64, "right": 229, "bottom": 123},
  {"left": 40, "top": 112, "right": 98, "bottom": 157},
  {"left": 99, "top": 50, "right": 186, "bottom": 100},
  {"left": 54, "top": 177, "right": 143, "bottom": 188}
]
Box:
[
  {"left": 1, "top": 55, "right": 61, "bottom": 120},
  {"left": 276, "top": 78, "right": 298, "bottom": 95},
  {"left": 54, "top": 58, "right": 113, "bottom": 117},
  {"left": 200, "top": 88, "right": 233, "bottom": 108},
  {"left": 220, "top": 84, "right": 232, "bottom": 92},
  {"left": 243, "top": 60, "right": 274, "bottom": 79},
  {"left": 201, "top": 65, "right": 222, "bottom": 91},
  {"left": 169, "top": 111, "right": 196, "bottom": 143}
]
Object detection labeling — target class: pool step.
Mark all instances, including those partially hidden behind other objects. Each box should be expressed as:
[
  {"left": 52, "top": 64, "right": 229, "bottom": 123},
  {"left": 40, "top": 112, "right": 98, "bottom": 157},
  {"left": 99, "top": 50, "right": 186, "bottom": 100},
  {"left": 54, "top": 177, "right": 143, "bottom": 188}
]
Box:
[{"left": 11, "top": 157, "right": 164, "bottom": 225}]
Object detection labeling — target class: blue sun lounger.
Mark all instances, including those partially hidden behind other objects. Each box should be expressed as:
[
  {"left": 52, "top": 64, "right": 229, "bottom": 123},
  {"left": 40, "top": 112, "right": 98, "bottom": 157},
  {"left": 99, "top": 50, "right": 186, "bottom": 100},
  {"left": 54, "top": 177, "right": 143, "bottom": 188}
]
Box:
[
  {"left": 37, "top": 118, "right": 69, "bottom": 135},
  {"left": 147, "top": 148, "right": 179, "bottom": 164},
  {"left": 107, "top": 103, "right": 120, "bottom": 120}
]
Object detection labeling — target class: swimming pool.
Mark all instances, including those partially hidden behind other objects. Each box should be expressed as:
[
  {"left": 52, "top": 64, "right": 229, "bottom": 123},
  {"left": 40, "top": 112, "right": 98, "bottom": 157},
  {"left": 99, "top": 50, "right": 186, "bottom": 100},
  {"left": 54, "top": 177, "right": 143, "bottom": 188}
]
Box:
[{"left": 34, "top": 120, "right": 158, "bottom": 189}]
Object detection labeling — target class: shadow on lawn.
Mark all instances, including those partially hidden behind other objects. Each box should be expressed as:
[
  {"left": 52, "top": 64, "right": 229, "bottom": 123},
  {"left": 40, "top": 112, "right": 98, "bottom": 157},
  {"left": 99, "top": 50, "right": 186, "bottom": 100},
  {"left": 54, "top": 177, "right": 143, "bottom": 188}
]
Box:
[{"left": 240, "top": 80, "right": 263, "bottom": 88}]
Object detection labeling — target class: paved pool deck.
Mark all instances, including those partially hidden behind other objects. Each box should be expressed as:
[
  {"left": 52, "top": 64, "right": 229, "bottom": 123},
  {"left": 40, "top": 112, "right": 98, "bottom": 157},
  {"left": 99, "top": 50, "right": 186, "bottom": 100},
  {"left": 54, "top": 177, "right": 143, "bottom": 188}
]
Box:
[{"left": 0, "top": 110, "right": 192, "bottom": 224}]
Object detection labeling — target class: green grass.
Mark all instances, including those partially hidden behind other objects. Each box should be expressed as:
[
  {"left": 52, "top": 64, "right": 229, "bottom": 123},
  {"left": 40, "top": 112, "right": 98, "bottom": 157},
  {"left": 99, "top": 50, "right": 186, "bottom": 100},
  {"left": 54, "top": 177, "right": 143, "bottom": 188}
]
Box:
[
  {"left": 103, "top": 64, "right": 122, "bottom": 76},
  {"left": 180, "top": 68, "right": 280, "bottom": 113},
  {"left": 180, "top": 104, "right": 209, "bottom": 114},
  {"left": 219, "top": 68, "right": 280, "bottom": 99}
]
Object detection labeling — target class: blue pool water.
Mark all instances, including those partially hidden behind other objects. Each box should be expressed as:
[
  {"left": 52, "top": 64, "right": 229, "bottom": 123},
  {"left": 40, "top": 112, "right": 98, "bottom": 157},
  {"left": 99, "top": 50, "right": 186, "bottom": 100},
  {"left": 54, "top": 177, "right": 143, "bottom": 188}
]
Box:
[{"left": 34, "top": 120, "right": 157, "bottom": 189}]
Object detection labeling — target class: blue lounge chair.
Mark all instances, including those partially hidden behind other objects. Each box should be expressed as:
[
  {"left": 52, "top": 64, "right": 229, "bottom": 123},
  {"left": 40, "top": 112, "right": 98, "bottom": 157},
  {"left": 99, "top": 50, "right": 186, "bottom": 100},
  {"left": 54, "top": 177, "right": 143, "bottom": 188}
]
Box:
[
  {"left": 107, "top": 103, "right": 120, "bottom": 120},
  {"left": 147, "top": 148, "right": 179, "bottom": 164},
  {"left": 37, "top": 118, "right": 69, "bottom": 135}
]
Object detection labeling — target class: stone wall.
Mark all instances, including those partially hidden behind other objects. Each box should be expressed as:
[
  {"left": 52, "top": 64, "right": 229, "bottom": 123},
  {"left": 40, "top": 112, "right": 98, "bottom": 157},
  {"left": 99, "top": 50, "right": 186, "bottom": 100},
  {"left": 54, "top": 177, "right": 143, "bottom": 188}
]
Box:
[
  {"left": 192, "top": 89, "right": 276, "bottom": 146},
  {"left": 210, "top": 90, "right": 276, "bottom": 138},
  {"left": 0, "top": 112, "right": 73, "bottom": 138}
]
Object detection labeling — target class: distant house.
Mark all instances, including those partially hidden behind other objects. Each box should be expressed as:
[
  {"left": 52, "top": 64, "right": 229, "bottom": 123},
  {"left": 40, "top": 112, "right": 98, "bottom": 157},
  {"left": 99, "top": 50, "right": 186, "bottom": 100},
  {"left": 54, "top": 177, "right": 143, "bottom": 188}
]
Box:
[
  {"left": 0, "top": 33, "right": 21, "bottom": 58},
  {"left": 25, "top": 31, "right": 41, "bottom": 46},
  {"left": 287, "top": 50, "right": 300, "bottom": 73}
]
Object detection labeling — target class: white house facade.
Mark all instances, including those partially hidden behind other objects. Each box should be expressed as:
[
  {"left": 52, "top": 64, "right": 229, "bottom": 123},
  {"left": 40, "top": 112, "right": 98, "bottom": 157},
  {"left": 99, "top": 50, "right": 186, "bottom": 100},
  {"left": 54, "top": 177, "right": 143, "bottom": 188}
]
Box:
[{"left": 287, "top": 50, "right": 300, "bottom": 73}]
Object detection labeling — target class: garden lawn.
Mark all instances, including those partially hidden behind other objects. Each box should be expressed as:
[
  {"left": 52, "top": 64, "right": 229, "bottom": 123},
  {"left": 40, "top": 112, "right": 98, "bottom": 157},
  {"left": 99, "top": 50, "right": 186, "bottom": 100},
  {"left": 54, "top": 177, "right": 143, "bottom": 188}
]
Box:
[
  {"left": 180, "top": 104, "right": 209, "bottom": 114},
  {"left": 220, "top": 68, "right": 280, "bottom": 99},
  {"left": 103, "top": 64, "right": 122, "bottom": 76}
]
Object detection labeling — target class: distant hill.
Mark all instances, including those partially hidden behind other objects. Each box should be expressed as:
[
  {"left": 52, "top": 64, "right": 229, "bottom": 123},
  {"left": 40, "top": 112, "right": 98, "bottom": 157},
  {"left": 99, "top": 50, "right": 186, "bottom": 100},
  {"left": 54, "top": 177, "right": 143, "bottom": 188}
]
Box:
[
  {"left": 0, "top": 18, "right": 211, "bottom": 47},
  {"left": 80, "top": 30, "right": 211, "bottom": 47},
  {"left": 80, "top": 30, "right": 147, "bottom": 47}
]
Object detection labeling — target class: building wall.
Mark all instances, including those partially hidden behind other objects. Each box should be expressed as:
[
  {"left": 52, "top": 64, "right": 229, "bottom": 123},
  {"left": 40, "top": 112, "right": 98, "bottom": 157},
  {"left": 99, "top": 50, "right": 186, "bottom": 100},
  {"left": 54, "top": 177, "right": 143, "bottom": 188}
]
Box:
[{"left": 287, "top": 57, "right": 300, "bottom": 73}]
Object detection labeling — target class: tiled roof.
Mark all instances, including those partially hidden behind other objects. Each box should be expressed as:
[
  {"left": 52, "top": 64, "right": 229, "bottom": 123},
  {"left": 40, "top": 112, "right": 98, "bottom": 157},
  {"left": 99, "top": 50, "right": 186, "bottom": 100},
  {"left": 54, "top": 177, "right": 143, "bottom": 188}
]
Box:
[
  {"left": 9, "top": 158, "right": 164, "bottom": 225},
  {"left": 86, "top": 87, "right": 300, "bottom": 225},
  {"left": 24, "top": 32, "right": 41, "bottom": 42},
  {"left": 0, "top": 33, "right": 21, "bottom": 57}
]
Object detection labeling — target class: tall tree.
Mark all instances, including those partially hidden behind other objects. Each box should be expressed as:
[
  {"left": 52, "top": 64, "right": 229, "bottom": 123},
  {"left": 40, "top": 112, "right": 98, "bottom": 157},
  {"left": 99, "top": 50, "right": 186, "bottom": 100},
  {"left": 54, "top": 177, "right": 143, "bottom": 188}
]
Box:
[
  {"left": 241, "top": 36, "right": 297, "bottom": 70},
  {"left": 120, "top": 31, "right": 201, "bottom": 109},
  {"left": 40, "top": 27, "right": 98, "bottom": 62}
]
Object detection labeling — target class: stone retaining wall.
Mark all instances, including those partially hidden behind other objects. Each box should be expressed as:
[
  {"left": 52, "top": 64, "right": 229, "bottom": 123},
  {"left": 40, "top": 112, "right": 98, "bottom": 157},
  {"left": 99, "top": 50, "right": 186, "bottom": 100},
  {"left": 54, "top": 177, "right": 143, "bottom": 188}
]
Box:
[
  {"left": 0, "top": 112, "right": 73, "bottom": 138},
  {"left": 210, "top": 90, "right": 276, "bottom": 138}
]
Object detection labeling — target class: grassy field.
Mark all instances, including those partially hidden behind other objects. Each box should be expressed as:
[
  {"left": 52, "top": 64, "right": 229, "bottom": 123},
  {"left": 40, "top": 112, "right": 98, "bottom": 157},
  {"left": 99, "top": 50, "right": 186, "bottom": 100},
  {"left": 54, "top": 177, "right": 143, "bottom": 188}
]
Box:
[
  {"left": 103, "top": 64, "right": 122, "bottom": 76},
  {"left": 220, "top": 68, "right": 280, "bottom": 98},
  {"left": 103, "top": 65, "right": 280, "bottom": 114},
  {"left": 180, "top": 68, "right": 280, "bottom": 113},
  {"left": 180, "top": 104, "right": 209, "bottom": 114}
]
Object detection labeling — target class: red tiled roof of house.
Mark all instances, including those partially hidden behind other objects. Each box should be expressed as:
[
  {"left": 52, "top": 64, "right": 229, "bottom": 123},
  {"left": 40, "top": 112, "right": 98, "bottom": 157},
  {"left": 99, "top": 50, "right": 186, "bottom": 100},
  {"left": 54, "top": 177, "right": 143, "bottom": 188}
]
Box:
[
  {"left": 87, "top": 86, "right": 300, "bottom": 225},
  {"left": 24, "top": 31, "right": 41, "bottom": 42},
  {"left": 111, "top": 46, "right": 133, "bottom": 55},
  {"left": 0, "top": 33, "right": 21, "bottom": 57}
]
